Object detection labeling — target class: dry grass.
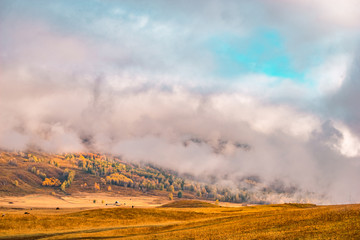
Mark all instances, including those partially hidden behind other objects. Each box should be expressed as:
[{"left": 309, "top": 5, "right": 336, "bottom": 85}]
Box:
[
  {"left": 0, "top": 202, "right": 359, "bottom": 239},
  {"left": 160, "top": 200, "right": 219, "bottom": 208}
]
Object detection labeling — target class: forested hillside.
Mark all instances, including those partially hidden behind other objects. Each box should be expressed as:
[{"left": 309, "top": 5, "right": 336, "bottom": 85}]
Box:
[{"left": 0, "top": 151, "right": 254, "bottom": 203}]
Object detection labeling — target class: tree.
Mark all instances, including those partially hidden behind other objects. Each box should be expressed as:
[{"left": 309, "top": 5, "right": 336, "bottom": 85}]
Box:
[
  {"left": 66, "top": 170, "right": 75, "bottom": 184},
  {"left": 8, "top": 159, "right": 17, "bottom": 166},
  {"left": 168, "top": 193, "right": 173, "bottom": 200},
  {"left": 42, "top": 178, "right": 61, "bottom": 187},
  {"left": 177, "top": 191, "right": 183, "bottom": 198},
  {"left": 215, "top": 199, "right": 219, "bottom": 206},
  {"left": 12, "top": 180, "right": 19, "bottom": 186},
  {"left": 107, "top": 186, "right": 112, "bottom": 191},
  {"left": 101, "top": 178, "right": 106, "bottom": 184},
  {"left": 167, "top": 185, "right": 174, "bottom": 192},
  {"left": 61, "top": 181, "right": 67, "bottom": 192},
  {"left": 94, "top": 182, "right": 100, "bottom": 190},
  {"left": 105, "top": 173, "right": 133, "bottom": 186}
]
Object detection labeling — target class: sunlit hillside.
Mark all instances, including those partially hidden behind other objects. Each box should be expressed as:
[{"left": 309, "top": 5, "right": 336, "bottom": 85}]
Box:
[
  {"left": 1, "top": 201, "right": 359, "bottom": 239},
  {"left": 0, "top": 150, "right": 258, "bottom": 204}
]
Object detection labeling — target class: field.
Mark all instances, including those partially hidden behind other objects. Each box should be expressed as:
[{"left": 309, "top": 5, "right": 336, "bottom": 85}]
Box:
[{"left": 0, "top": 200, "right": 359, "bottom": 239}]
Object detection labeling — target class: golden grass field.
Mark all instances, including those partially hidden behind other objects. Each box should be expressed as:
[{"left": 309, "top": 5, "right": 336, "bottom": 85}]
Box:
[{"left": 0, "top": 199, "right": 359, "bottom": 239}]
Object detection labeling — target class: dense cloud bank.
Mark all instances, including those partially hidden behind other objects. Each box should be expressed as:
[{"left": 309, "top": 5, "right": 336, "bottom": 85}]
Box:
[{"left": 1, "top": 0, "right": 360, "bottom": 204}]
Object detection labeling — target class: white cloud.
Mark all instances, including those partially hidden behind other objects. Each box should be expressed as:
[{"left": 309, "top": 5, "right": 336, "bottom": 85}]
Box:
[
  {"left": 301, "top": 0, "right": 360, "bottom": 28},
  {"left": 307, "top": 54, "right": 351, "bottom": 94},
  {"left": 276, "top": 0, "right": 360, "bottom": 28},
  {"left": 332, "top": 122, "right": 360, "bottom": 157}
]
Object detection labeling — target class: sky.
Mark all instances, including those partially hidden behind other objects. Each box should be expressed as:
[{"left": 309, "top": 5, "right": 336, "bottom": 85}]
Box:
[{"left": 1, "top": 0, "right": 360, "bottom": 204}]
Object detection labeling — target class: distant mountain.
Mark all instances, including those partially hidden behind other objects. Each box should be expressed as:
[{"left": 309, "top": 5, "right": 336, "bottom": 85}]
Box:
[{"left": 183, "top": 137, "right": 251, "bottom": 154}]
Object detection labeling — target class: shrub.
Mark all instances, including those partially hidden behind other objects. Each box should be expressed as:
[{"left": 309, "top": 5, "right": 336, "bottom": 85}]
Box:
[
  {"left": 8, "top": 159, "right": 17, "bottom": 166},
  {"left": 30, "top": 167, "right": 37, "bottom": 174},
  {"left": 178, "top": 191, "right": 183, "bottom": 198},
  {"left": 29, "top": 167, "right": 47, "bottom": 180},
  {"left": 39, "top": 172, "right": 47, "bottom": 180},
  {"left": 168, "top": 193, "right": 173, "bottom": 200},
  {"left": 12, "top": 180, "right": 19, "bottom": 186}
]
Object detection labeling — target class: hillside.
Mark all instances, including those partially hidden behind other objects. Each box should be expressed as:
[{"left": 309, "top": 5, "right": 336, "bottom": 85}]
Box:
[
  {"left": 0, "top": 150, "right": 248, "bottom": 203},
  {"left": 161, "top": 200, "right": 219, "bottom": 208},
  {"left": 0, "top": 151, "right": 185, "bottom": 198},
  {"left": 0, "top": 150, "right": 322, "bottom": 205}
]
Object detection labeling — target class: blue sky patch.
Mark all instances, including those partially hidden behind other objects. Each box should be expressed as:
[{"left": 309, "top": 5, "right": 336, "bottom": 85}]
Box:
[{"left": 209, "top": 29, "right": 305, "bottom": 81}]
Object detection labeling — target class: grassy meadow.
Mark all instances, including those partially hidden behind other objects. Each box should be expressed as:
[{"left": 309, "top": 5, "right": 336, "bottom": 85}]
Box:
[{"left": 0, "top": 201, "right": 359, "bottom": 239}]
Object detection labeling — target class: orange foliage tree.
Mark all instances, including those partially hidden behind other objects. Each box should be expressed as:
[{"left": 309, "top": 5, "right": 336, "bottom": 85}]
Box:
[{"left": 42, "top": 177, "right": 61, "bottom": 187}]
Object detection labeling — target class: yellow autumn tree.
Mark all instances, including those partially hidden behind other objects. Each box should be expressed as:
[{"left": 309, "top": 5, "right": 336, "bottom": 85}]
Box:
[
  {"left": 167, "top": 185, "right": 174, "bottom": 192},
  {"left": 105, "top": 173, "right": 133, "bottom": 186}
]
